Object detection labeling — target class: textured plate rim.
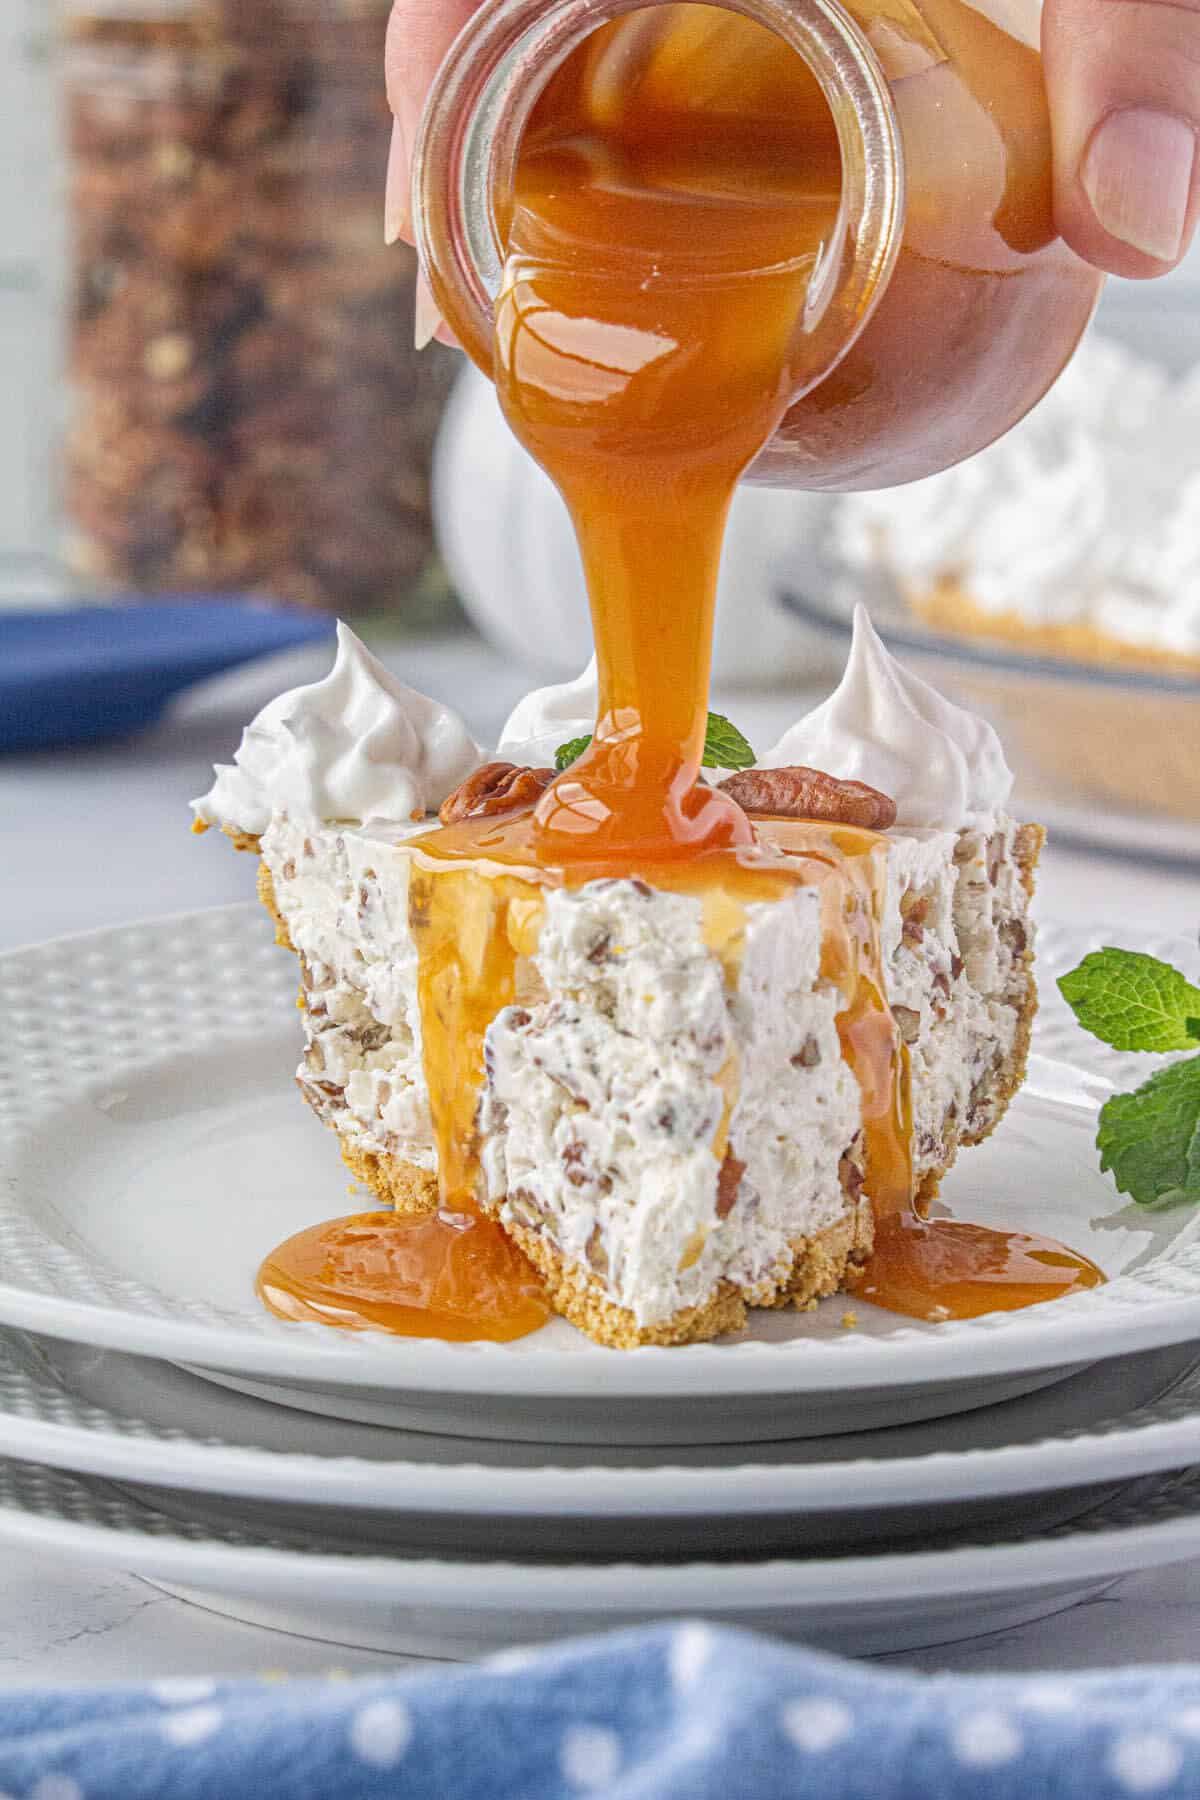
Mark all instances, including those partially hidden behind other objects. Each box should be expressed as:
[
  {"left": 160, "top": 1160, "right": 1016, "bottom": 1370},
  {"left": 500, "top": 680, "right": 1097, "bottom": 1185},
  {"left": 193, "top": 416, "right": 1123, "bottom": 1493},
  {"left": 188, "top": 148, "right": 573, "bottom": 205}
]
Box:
[
  {"left": 2, "top": 1334, "right": 1200, "bottom": 1517},
  {"left": 2, "top": 1458, "right": 1200, "bottom": 1611},
  {"left": 2, "top": 905, "right": 1198, "bottom": 1400}
]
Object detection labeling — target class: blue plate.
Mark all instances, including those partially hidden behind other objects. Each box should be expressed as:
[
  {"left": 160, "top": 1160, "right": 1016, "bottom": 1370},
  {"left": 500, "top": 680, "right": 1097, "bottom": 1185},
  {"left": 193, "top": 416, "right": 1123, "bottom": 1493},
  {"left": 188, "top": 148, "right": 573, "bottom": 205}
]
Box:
[{"left": 0, "top": 599, "right": 335, "bottom": 753}]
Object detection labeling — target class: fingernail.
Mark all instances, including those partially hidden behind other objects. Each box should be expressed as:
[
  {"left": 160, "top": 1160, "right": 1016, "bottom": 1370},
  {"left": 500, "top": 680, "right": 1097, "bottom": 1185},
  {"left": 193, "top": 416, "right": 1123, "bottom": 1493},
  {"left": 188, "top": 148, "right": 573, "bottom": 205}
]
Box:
[
  {"left": 1082, "top": 107, "right": 1197, "bottom": 264},
  {"left": 384, "top": 116, "right": 409, "bottom": 246},
  {"left": 414, "top": 271, "right": 444, "bottom": 351}
]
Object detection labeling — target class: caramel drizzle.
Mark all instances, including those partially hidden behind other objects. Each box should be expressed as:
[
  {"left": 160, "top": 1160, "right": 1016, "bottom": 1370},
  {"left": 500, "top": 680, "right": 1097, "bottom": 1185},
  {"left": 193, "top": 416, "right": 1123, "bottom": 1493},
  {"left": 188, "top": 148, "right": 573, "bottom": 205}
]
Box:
[{"left": 408, "top": 812, "right": 910, "bottom": 1261}]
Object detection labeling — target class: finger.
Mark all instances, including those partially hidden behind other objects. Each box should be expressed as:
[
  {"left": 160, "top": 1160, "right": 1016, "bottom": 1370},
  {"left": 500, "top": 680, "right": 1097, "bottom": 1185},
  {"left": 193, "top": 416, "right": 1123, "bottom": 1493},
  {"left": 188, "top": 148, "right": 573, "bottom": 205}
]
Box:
[
  {"left": 414, "top": 270, "right": 461, "bottom": 350},
  {"left": 1043, "top": 0, "right": 1200, "bottom": 277},
  {"left": 384, "top": 115, "right": 409, "bottom": 246},
  {"left": 385, "top": 0, "right": 480, "bottom": 167}
]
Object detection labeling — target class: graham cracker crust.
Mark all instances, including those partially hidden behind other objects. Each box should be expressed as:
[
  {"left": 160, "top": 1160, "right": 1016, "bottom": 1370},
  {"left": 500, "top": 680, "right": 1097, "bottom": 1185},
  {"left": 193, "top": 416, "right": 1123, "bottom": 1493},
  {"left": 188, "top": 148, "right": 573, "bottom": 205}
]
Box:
[
  {"left": 339, "top": 1139, "right": 438, "bottom": 1218},
  {"left": 912, "top": 578, "right": 1200, "bottom": 680},
  {"left": 914, "top": 820, "right": 1044, "bottom": 1216},
  {"left": 500, "top": 1199, "right": 875, "bottom": 1348},
  {"left": 256, "top": 859, "right": 294, "bottom": 952},
  {"left": 963, "top": 819, "right": 1043, "bottom": 1148}
]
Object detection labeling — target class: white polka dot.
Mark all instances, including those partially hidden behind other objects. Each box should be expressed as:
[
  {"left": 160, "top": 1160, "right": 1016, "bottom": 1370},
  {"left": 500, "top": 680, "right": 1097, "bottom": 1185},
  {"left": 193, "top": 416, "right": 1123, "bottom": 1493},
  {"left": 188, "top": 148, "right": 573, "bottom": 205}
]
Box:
[
  {"left": 151, "top": 1677, "right": 217, "bottom": 1705},
  {"left": 669, "top": 1623, "right": 714, "bottom": 1693},
  {"left": 780, "top": 1697, "right": 854, "bottom": 1755},
  {"left": 1109, "top": 1733, "right": 1184, "bottom": 1794},
  {"left": 559, "top": 1724, "right": 621, "bottom": 1790},
  {"left": 31, "top": 1780, "right": 83, "bottom": 1800},
  {"left": 349, "top": 1699, "right": 413, "bottom": 1769},
  {"left": 1023, "top": 1681, "right": 1078, "bottom": 1715},
  {"left": 1175, "top": 1708, "right": 1200, "bottom": 1740},
  {"left": 952, "top": 1711, "right": 1024, "bottom": 1769},
  {"left": 161, "top": 1706, "right": 223, "bottom": 1748}
]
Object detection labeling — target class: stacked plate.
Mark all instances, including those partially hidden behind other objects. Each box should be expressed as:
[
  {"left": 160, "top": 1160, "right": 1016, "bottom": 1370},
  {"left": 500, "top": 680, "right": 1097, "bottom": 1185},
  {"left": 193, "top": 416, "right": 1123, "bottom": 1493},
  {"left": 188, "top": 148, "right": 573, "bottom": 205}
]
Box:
[{"left": 3, "top": 905, "right": 1200, "bottom": 1658}]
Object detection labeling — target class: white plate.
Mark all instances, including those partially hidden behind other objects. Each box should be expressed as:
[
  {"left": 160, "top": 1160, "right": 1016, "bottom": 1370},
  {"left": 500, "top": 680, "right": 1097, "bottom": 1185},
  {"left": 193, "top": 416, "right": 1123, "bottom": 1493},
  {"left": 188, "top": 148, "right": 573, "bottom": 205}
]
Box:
[
  {"left": 2, "top": 907, "right": 1199, "bottom": 1444},
  {"left": 2, "top": 1454, "right": 1200, "bottom": 1658},
  {"left": 5, "top": 1331, "right": 1198, "bottom": 1558}
]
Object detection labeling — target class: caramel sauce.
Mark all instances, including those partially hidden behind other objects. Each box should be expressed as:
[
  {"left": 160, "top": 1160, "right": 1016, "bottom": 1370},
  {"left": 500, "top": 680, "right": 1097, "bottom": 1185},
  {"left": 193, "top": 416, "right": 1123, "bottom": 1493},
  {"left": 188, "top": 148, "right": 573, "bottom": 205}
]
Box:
[
  {"left": 260, "top": 3, "right": 1102, "bottom": 1339},
  {"left": 850, "top": 1214, "right": 1105, "bottom": 1322},
  {"left": 256, "top": 1210, "right": 550, "bottom": 1341}
]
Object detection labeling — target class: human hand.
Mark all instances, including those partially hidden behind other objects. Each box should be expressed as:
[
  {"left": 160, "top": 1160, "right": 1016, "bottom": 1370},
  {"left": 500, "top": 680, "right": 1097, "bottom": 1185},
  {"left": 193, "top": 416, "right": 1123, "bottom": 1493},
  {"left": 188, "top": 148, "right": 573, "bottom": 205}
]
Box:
[
  {"left": 384, "top": 0, "right": 478, "bottom": 345},
  {"left": 383, "top": 0, "right": 1200, "bottom": 322},
  {"left": 1044, "top": 0, "right": 1199, "bottom": 277}
]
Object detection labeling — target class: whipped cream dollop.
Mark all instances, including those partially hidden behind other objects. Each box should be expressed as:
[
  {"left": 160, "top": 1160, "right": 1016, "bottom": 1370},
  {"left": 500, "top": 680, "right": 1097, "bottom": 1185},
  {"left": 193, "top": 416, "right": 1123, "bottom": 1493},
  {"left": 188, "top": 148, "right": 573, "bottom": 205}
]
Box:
[
  {"left": 761, "top": 607, "right": 1013, "bottom": 829},
  {"left": 496, "top": 658, "right": 599, "bottom": 767},
  {"left": 835, "top": 334, "right": 1200, "bottom": 656},
  {"left": 193, "top": 623, "right": 484, "bottom": 836}
]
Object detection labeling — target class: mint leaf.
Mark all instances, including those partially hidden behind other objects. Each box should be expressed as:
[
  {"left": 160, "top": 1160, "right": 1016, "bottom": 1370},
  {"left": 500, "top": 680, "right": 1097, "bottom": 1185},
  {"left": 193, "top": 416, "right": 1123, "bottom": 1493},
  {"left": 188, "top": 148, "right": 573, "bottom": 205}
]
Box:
[
  {"left": 1058, "top": 948, "right": 1200, "bottom": 1053},
  {"left": 703, "top": 712, "right": 756, "bottom": 772},
  {"left": 555, "top": 734, "right": 592, "bottom": 772},
  {"left": 555, "top": 713, "right": 757, "bottom": 774},
  {"left": 1097, "top": 1054, "right": 1200, "bottom": 1207}
]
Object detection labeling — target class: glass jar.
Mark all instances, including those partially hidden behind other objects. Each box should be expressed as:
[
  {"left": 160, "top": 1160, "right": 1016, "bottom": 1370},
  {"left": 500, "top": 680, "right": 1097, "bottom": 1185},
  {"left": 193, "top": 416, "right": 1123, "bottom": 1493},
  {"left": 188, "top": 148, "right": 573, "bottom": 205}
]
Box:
[
  {"left": 60, "top": 0, "right": 456, "bottom": 611},
  {"left": 413, "top": 0, "right": 1105, "bottom": 492},
  {"left": 0, "top": 1, "right": 64, "bottom": 601}
]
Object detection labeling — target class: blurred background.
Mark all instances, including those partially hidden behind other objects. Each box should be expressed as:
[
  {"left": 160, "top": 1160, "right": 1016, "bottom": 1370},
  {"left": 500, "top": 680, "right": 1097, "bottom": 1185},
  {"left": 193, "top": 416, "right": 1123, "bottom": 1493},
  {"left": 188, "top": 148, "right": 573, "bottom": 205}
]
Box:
[{"left": 1, "top": 0, "right": 1197, "bottom": 949}]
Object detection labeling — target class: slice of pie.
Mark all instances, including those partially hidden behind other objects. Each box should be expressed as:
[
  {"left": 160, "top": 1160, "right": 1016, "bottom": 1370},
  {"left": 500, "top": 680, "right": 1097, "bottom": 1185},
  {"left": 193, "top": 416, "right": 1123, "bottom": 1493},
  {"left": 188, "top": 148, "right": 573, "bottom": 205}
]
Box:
[{"left": 195, "top": 612, "right": 1042, "bottom": 1347}]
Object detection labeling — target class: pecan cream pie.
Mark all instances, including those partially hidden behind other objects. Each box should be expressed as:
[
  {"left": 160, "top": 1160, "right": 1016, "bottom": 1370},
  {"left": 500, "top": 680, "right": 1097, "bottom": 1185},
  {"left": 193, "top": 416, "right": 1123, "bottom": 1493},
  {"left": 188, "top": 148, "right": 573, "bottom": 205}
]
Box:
[
  {"left": 835, "top": 335, "right": 1200, "bottom": 679},
  {"left": 194, "top": 609, "right": 1044, "bottom": 1348}
]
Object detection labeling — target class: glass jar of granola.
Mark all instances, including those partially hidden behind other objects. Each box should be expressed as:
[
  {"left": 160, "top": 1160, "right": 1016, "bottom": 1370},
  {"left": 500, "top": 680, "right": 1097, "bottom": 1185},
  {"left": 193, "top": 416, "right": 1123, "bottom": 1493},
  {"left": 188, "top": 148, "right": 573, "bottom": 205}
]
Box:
[{"left": 60, "top": 0, "right": 455, "bottom": 613}]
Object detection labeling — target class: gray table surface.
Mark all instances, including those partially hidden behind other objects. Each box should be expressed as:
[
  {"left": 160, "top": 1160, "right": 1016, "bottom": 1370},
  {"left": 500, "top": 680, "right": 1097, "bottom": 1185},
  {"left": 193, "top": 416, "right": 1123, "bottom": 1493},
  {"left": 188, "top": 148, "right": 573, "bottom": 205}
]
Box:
[{"left": 0, "top": 629, "right": 1197, "bottom": 1686}]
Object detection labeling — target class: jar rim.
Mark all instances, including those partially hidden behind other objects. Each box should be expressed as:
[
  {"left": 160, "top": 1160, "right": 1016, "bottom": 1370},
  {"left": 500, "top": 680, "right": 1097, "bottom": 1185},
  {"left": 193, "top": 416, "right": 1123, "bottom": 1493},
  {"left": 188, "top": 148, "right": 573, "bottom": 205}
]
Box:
[{"left": 413, "top": 0, "right": 906, "bottom": 388}]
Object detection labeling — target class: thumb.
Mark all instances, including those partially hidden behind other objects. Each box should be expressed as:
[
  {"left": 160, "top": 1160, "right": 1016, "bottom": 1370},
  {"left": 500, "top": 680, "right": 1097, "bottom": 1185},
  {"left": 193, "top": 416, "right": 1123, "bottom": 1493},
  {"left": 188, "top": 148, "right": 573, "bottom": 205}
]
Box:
[{"left": 1043, "top": 0, "right": 1200, "bottom": 277}]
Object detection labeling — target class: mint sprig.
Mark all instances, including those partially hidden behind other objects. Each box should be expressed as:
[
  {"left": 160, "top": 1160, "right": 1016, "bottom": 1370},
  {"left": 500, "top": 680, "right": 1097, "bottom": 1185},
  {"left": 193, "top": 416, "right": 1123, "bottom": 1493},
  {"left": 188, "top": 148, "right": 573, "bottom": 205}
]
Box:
[
  {"left": 703, "top": 712, "right": 756, "bottom": 771},
  {"left": 555, "top": 712, "right": 756, "bottom": 775},
  {"left": 1097, "top": 1057, "right": 1200, "bottom": 1209},
  {"left": 1059, "top": 949, "right": 1200, "bottom": 1053},
  {"left": 1060, "top": 947, "right": 1200, "bottom": 1207},
  {"left": 554, "top": 735, "right": 593, "bottom": 773}
]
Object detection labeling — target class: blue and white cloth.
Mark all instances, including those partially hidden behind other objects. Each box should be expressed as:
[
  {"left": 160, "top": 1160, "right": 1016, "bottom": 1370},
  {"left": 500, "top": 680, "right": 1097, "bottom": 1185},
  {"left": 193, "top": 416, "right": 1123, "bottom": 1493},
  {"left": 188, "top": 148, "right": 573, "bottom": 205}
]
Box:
[{"left": 3, "top": 1624, "right": 1200, "bottom": 1798}]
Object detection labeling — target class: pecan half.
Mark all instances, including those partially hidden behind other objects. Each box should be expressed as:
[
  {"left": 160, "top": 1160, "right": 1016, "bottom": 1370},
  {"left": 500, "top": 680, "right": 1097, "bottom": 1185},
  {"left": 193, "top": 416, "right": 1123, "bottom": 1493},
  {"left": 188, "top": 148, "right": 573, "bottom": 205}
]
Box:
[
  {"left": 719, "top": 765, "right": 897, "bottom": 831},
  {"left": 439, "top": 761, "right": 555, "bottom": 826}
]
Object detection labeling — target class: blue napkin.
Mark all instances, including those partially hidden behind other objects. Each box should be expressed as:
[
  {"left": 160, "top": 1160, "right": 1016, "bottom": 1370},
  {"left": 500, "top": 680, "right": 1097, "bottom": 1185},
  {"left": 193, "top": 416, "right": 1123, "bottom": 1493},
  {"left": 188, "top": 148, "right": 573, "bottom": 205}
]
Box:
[
  {"left": 1, "top": 1624, "right": 1198, "bottom": 1799},
  {"left": 0, "top": 600, "right": 334, "bottom": 752}
]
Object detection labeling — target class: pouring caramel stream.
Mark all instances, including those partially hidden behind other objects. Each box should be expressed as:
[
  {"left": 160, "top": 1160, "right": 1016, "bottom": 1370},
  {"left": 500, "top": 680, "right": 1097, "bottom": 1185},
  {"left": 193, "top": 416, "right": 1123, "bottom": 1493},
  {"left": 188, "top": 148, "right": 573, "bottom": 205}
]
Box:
[{"left": 259, "top": 5, "right": 1101, "bottom": 1340}]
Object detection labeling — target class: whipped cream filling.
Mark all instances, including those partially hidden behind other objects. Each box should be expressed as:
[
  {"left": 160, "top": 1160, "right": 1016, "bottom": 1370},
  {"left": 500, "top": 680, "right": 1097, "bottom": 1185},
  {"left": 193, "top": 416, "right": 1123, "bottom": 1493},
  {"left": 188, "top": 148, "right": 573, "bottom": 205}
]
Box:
[
  {"left": 835, "top": 334, "right": 1200, "bottom": 655},
  {"left": 193, "top": 623, "right": 483, "bottom": 836},
  {"left": 761, "top": 606, "right": 1013, "bottom": 829},
  {"left": 496, "top": 658, "right": 599, "bottom": 768}
]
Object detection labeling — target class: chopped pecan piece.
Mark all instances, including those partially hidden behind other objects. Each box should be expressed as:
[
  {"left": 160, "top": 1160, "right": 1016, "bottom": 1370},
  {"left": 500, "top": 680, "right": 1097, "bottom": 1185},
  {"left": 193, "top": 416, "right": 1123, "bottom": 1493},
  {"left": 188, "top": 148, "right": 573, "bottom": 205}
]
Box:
[
  {"left": 508, "top": 1187, "right": 551, "bottom": 1233},
  {"left": 719, "top": 765, "right": 897, "bottom": 831},
  {"left": 839, "top": 1147, "right": 866, "bottom": 1204},
  {"left": 999, "top": 917, "right": 1028, "bottom": 957},
  {"left": 439, "top": 761, "right": 555, "bottom": 826},
  {"left": 900, "top": 890, "right": 930, "bottom": 948},
  {"left": 891, "top": 1004, "right": 921, "bottom": 1045},
  {"left": 715, "top": 1150, "right": 746, "bottom": 1219},
  {"left": 585, "top": 1224, "right": 609, "bottom": 1276}
]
